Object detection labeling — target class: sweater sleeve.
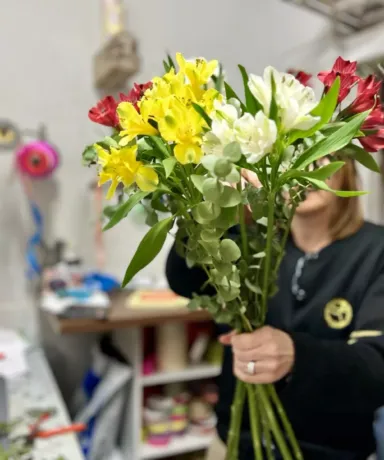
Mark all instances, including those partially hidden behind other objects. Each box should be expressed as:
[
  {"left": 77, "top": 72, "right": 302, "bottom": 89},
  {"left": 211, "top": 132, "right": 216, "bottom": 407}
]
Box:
[
  {"left": 281, "top": 268, "right": 384, "bottom": 414},
  {"left": 165, "top": 243, "right": 214, "bottom": 299}
]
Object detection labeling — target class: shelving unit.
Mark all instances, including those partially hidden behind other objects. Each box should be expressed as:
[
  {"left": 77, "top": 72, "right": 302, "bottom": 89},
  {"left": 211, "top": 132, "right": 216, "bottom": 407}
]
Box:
[
  {"left": 142, "top": 363, "right": 221, "bottom": 387},
  {"left": 140, "top": 432, "right": 214, "bottom": 459}
]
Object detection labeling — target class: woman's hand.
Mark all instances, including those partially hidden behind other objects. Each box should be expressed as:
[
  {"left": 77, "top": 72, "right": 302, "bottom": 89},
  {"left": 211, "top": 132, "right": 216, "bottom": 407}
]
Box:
[{"left": 220, "top": 326, "right": 295, "bottom": 384}]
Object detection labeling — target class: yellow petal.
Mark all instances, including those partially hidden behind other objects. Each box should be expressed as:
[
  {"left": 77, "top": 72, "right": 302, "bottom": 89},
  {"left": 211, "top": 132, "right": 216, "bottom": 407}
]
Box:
[
  {"left": 106, "top": 179, "right": 119, "bottom": 200},
  {"left": 135, "top": 165, "right": 159, "bottom": 192},
  {"left": 174, "top": 143, "right": 203, "bottom": 165},
  {"left": 117, "top": 102, "right": 140, "bottom": 126},
  {"left": 176, "top": 53, "right": 187, "bottom": 73}
]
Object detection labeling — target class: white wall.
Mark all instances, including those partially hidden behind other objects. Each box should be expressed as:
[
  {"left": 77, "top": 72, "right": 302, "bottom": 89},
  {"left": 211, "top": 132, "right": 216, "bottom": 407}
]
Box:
[{"left": 0, "top": 0, "right": 383, "bottom": 398}]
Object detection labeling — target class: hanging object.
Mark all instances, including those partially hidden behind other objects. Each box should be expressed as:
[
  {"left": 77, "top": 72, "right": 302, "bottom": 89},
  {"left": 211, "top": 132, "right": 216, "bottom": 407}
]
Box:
[
  {"left": 15, "top": 140, "right": 59, "bottom": 179},
  {"left": 93, "top": 0, "right": 139, "bottom": 91},
  {"left": 0, "top": 119, "right": 20, "bottom": 150},
  {"left": 283, "top": 0, "right": 384, "bottom": 37}
]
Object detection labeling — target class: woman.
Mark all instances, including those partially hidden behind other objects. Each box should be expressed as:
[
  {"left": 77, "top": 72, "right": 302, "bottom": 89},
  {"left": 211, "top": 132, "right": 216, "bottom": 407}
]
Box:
[{"left": 165, "top": 158, "right": 384, "bottom": 460}]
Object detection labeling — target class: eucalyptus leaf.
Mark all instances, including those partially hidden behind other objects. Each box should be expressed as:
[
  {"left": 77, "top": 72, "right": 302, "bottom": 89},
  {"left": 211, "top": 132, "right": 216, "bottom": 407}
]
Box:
[
  {"left": 203, "top": 178, "right": 224, "bottom": 202},
  {"left": 192, "top": 202, "right": 221, "bottom": 224},
  {"left": 213, "top": 261, "right": 233, "bottom": 276},
  {"left": 200, "top": 228, "right": 224, "bottom": 242},
  {"left": 300, "top": 176, "right": 367, "bottom": 197},
  {"left": 245, "top": 278, "right": 262, "bottom": 294},
  {"left": 293, "top": 111, "right": 369, "bottom": 170},
  {"left": 223, "top": 142, "right": 242, "bottom": 162},
  {"left": 218, "top": 286, "right": 240, "bottom": 302},
  {"left": 103, "top": 191, "right": 150, "bottom": 231},
  {"left": 191, "top": 174, "right": 206, "bottom": 193},
  {"left": 219, "top": 186, "right": 242, "bottom": 207},
  {"left": 225, "top": 167, "right": 241, "bottom": 183},
  {"left": 220, "top": 239, "right": 241, "bottom": 262},
  {"left": 214, "top": 158, "right": 232, "bottom": 177},
  {"left": 212, "top": 206, "right": 238, "bottom": 229},
  {"left": 163, "top": 157, "right": 177, "bottom": 178},
  {"left": 343, "top": 143, "right": 380, "bottom": 173},
  {"left": 238, "top": 65, "right": 262, "bottom": 115},
  {"left": 122, "top": 216, "right": 174, "bottom": 287},
  {"left": 202, "top": 155, "right": 218, "bottom": 172}
]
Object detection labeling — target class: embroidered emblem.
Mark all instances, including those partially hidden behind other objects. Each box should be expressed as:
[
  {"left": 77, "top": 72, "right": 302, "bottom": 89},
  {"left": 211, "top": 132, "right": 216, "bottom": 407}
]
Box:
[{"left": 324, "top": 298, "right": 353, "bottom": 329}]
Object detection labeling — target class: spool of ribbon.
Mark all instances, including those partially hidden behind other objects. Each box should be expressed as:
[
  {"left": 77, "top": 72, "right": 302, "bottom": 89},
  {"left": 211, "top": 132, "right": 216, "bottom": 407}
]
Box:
[{"left": 15, "top": 140, "right": 59, "bottom": 179}]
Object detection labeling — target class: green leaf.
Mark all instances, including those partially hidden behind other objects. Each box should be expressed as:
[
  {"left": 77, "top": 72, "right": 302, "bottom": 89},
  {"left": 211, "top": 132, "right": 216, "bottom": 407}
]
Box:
[
  {"left": 220, "top": 239, "right": 241, "bottom": 262},
  {"left": 293, "top": 111, "right": 369, "bottom": 170},
  {"left": 145, "top": 209, "right": 159, "bottom": 227},
  {"left": 213, "top": 261, "right": 233, "bottom": 276},
  {"left": 223, "top": 142, "right": 242, "bottom": 162},
  {"left": 191, "top": 174, "right": 206, "bottom": 193},
  {"left": 343, "top": 143, "right": 380, "bottom": 173},
  {"left": 147, "top": 136, "right": 170, "bottom": 158},
  {"left": 300, "top": 177, "right": 367, "bottom": 197},
  {"left": 163, "top": 157, "right": 177, "bottom": 178},
  {"left": 288, "top": 77, "right": 340, "bottom": 144},
  {"left": 214, "top": 158, "right": 232, "bottom": 177},
  {"left": 219, "top": 186, "right": 242, "bottom": 207},
  {"left": 82, "top": 145, "right": 98, "bottom": 165},
  {"left": 151, "top": 193, "right": 168, "bottom": 212},
  {"left": 122, "top": 216, "right": 174, "bottom": 287},
  {"left": 212, "top": 206, "right": 238, "bottom": 229},
  {"left": 224, "top": 82, "right": 247, "bottom": 113},
  {"left": 238, "top": 65, "right": 262, "bottom": 115},
  {"left": 218, "top": 286, "right": 240, "bottom": 302},
  {"left": 245, "top": 278, "right": 262, "bottom": 294},
  {"left": 203, "top": 178, "right": 224, "bottom": 202},
  {"left": 201, "top": 155, "right": 218, "bottom": 172},
  {"left": 279, "top": 161, "right": 345, "bottom": 185},
  {"left": 192, "top": 103, "right": 212, "bottom": 128},
  {"left": 192, "top": 202, "right": 221, "bottom": 224},
  {"left": 103, "top": 191, "right": 150, "bottom": 231},
  {"left": 269, "top": 72, "right": 278, "bottom": 122}
]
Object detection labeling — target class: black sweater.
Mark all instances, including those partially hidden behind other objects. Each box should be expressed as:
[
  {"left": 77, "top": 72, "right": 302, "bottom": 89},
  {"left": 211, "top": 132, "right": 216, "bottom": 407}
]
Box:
[{"left": 166, "top": 221, "right": 384, "bottom": 460}]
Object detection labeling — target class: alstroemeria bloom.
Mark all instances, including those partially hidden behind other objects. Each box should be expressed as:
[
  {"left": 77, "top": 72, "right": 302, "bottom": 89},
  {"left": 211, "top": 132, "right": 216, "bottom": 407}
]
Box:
[
  {"left": 89, "top": 96, "right": 119, "bottom": 128},
  {"left": 347, "top": 75, "right": 382, "bottom": 114},
  {"left": 202, "top": 101, "right": 240, "bottom": 155},
  {"left": 117, "top": 102, "right": 158, "bottom": 145},
  {"left": 318, "top": 57, "right": 359, "bottom": 103},
  {"left": 287, "top": 69, "right": 313, "bottom": 87},
  {"left": 359, "top": 106, "right": 384, "bottom": 152},
  {"left": 158, "top": 99, "right": 206, "bottom": 164},
  {"left": 248, "top": 67, "right": 319, "bottom": 133},
  {"left": 176, "top": 53, "right": 218, "bottom": 99},
  {"left": 120, "top": 82, "right": 153, "bottom": 111},
  {"left": 96, "top": 144, "right": 159, "bottom": 198},
  {"left": 234, "top": 111, "right": 277, "bottom": 164}
]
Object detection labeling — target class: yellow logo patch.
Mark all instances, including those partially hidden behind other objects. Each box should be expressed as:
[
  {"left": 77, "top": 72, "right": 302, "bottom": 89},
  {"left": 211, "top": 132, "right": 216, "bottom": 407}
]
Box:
[{"left": 324, "top": 298, "right": 353, "bottom": 329}]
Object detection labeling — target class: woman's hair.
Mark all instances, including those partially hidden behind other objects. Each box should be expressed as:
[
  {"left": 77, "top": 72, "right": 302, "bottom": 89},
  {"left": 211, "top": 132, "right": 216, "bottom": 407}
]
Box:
[{"left": 329, "top": 159, "right": 364, "bottom": 240}]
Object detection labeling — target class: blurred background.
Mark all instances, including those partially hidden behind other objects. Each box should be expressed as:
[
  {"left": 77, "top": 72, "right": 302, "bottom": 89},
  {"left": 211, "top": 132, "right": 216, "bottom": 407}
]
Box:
[{"left": 1, "top": 1, "right": 384, "bottom": 459}]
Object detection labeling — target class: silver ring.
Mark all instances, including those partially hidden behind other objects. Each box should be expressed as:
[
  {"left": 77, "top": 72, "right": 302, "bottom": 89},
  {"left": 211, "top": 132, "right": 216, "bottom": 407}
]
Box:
[{"left": 247, "top": 360, "right": 256, "bottom": 375}]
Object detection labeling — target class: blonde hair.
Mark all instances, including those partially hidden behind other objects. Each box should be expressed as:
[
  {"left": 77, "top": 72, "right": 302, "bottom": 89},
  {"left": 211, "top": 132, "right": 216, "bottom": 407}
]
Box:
[{"left": 329, "top": 159, "right": 364, "bottom": 240}]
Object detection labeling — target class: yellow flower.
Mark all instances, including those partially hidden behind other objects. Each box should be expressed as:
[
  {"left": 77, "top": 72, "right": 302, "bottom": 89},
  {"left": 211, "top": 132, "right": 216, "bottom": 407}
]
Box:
[
  {"left": 117, "top": 102, "right": 158, "bottom": 145},
  {"left": 200, "top": 88, "right": 223, "bottom": 115},
  {"left": 174, "top": 143, "right": 203, "bottom": 165},
  {"left": 176, "top": 53, "right": 218, "bottom": 98},
  {"left": 96, "top": 144, "right": 159, "bottom": 198}
]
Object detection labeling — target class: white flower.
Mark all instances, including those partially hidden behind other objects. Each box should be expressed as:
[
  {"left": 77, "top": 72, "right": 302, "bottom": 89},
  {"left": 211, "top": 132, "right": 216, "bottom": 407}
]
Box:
[
  {"left": 248, "top": 66, "right": 319, "bottom": 133},
  {"left": 202, "top": 100, "right": 240, "bottom": 155},
  {"left": 234, "top": 111, "right": 277, "bottom": 164}
]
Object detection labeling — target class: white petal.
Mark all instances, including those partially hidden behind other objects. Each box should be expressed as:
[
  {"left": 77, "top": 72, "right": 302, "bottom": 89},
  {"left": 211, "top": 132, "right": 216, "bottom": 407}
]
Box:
[{"left": 248, "top": 74, "right": 271, "bottom": 114}]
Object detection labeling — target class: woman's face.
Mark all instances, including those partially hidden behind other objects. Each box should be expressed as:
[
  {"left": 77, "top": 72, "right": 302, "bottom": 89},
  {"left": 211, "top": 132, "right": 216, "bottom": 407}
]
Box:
[{"left": 295, "top": 157, "right": 344, "bottom": 216}]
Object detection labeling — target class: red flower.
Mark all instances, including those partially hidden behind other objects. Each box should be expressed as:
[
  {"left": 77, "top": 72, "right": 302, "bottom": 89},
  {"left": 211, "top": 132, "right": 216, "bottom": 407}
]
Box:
[
  {"left": 360, "top": 129, "right": 384, "bottom": 152},
  {"left": 287, "top": 69, "right": 312, "bottom": 87},
  {"left": 88, "top": 96, "right": 119, "bottom": 128},
  {"left": 120, "top": 81, "right": 153, "bottom": 111},
  {"left": 318, "top": 57, "right": 359, "bottom": 103},
  {"left": 359, "top": 106, "right": 384, "bottom": 152},
  {"left": 347, "top": 75, "right": 382, "bottom": 114}
]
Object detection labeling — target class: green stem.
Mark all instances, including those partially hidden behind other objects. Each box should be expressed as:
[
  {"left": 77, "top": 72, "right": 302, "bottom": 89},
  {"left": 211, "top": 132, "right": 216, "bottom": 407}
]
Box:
[
  {"left": 226, "top": 380, "right": 246, "bottom": 460},
  {"left": 273, "top": 203, "right": 296, "bottom": 278},
  {"left": 237, "top": 182, "right": 249, "bottom": 259},
  {"left": 247, "top": 384, "right": 263, "bottom": 460},
  {"left": 259, "top": 391, "right": 274, "bottom": 460},
  {"left": 261, "top": 193, "right": 276, "bottom": 320},
  {"left": 267, "top": 384, "right": 303, "bottom": 460},
  {"left": 257, "top": 385, "right": 293, "bottom": 460}
]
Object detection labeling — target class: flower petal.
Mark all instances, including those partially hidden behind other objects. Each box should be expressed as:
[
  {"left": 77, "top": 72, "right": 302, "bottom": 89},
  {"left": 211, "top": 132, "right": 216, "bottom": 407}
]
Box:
[{"left": 135, "top": 165, "right": 159, "bottom": 192}]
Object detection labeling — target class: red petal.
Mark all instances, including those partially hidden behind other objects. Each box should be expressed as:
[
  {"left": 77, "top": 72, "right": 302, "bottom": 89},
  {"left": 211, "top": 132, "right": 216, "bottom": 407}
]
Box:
[{"left": 332, "top": 56, "right": 357, "bottom": 75}]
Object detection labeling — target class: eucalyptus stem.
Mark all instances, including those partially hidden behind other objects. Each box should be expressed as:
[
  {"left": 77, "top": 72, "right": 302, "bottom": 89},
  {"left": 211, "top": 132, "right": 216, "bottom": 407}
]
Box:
[
  {"left": 267, "top": 384, "right": 303, "bottom": 460},
  {"left": 247, "top": 384, "right": 263, "bottom": 460},
  {"left": 226, "top": 379, "right": 246, "bottom": 460},
  {"left": 257, "top": 386, "right": 293, "bottom": 460}
]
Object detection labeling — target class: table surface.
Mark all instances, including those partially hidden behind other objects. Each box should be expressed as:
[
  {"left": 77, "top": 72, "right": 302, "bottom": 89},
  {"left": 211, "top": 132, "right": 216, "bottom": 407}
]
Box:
[
  {"left": 48, "top": 290, "right": 211, "bottom": 334},
  {"left": 8, "top": 347, "right": 84, "bottom": 460}
]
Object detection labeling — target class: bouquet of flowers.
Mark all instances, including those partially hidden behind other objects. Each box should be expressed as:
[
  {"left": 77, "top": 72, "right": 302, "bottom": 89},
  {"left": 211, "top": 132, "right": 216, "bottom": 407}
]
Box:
[{"left": 84, "top": 54, "right": 383, "bottom": 459}]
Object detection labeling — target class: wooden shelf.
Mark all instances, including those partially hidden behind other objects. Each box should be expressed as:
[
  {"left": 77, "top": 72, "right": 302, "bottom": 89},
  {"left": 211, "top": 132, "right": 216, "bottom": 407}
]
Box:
[
  {"left": 47, "top": 290, "right": 211, "bottom": 334},
  {"left": 141, "top": 363, "right": 221, "bottom": 387},
  {"left": 141, "top": 432, "right": 214, "bottom": 459}
]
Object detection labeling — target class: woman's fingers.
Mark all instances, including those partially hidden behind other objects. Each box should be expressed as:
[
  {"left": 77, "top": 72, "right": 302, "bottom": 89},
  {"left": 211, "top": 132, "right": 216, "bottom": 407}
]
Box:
[
  {"left": 219, "top": 330, "right": 237, "bottom": 345},
  {"left": 234, "top": 360, "right": 277, "bottom": 384},
  {"left": 241, "top": 169, "right": 261, "bottom": 188}
]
